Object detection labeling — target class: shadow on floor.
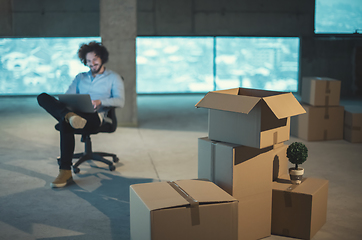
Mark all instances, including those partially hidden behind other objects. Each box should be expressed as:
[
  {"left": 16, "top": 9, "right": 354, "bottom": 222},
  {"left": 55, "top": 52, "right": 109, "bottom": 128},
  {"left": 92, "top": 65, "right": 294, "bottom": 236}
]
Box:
[{"left": 0, "top": 163, "right": 154, "bottom": 240}]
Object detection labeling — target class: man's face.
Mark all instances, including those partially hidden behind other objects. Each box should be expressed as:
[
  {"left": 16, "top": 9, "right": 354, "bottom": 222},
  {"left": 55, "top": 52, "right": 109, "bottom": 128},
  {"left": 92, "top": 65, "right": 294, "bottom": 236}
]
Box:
[{"left": 86, "top": 52, "right": 103, "bottom": 74}]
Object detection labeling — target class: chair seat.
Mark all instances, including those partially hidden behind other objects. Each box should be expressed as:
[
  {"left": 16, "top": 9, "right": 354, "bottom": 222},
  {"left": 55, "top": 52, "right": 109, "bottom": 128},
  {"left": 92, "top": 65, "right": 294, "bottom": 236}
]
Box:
[
  {"left": 54, "top": 108, "right": 118, "bottom": 173},
  {"left": 54, "top": 118, "right": 115, "bottom": 135}
]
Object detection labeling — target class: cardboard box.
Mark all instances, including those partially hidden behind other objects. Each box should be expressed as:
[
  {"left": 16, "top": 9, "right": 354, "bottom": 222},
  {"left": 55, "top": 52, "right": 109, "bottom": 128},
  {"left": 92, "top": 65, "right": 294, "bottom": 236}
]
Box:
[
  {"left": 344, "top": 106, "right": 362, "bottom": 143},
  {"left": 272, "top": 143, "right": 289, "bottom": 181},
  {"left": 130, "top": 179, "right": 238, "bottom": 240},
  {"left": 195, "top": 88, "right": 306, "bottom": 149},
  {"left": 198, "top": 137, "right": 289, "bottom": 183},
  {"left": 198, "top": 137, "right": 288, "bottom": 240},
  {"left": 291, "top": 104, "right": 344, "bottom": 141},
  {"left": 301, "top": 77, "right": 341, "bottom": 106},
  {"left": 272, "top": 177, "right": 329, "bottom": 240}
]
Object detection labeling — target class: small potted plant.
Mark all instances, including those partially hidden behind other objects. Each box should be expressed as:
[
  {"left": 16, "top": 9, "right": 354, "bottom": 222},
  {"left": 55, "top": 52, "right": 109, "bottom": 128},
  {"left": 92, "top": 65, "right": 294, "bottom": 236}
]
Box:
[{"left": 287, "top": 142, "right": 308, "bottom": 185}]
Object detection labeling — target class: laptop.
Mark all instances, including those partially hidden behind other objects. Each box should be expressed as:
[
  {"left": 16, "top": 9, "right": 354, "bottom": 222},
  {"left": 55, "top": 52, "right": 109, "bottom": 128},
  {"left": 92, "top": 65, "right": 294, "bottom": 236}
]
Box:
[{"left": 58, "top": 94, "right": 95, "bottom": 113}]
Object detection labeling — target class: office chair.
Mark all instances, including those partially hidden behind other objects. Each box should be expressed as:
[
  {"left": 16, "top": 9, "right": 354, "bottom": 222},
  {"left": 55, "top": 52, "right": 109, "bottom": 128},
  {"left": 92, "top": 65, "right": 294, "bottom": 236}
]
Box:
[{"left": 55, "top": 107, "right": 119, "bottom": 173}]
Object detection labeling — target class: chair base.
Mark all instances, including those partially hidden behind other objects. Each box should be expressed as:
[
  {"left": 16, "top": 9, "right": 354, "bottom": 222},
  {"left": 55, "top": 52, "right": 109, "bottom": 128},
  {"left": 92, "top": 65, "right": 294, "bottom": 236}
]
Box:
[
  {"left": 57, "top": 134, "right": 119, "bottom": 174},
  {"left": 72, "top": 152, "right": 119, "bottom": 173}
]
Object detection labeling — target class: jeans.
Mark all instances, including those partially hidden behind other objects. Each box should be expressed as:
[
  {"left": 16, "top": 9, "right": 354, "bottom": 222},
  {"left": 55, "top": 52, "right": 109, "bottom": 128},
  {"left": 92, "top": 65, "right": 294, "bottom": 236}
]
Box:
[{"left": 37, "top": 93, "right": 101, "bottom": 170}]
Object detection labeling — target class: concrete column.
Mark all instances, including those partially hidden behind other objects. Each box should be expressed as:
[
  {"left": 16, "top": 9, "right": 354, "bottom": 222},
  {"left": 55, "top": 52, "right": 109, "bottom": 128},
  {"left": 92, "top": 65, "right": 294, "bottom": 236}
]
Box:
[{"left": 100, "top": 0, "right": 137, "bottom": 126}]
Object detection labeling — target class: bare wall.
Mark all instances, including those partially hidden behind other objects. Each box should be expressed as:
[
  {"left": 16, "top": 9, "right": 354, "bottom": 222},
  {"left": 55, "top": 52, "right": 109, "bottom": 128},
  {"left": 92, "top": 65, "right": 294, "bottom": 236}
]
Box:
[
  {"left": 9, "top": 0, "right": 99, "bottom": 37},
  {"left": 1, "top": 0, "right": 361, "bottom": 97},
  {"left": 137, "top": 0, "right": 315, "bottom": 36},
  {"left": 300, "top": 36, "right": 362, "bottom": 96}
]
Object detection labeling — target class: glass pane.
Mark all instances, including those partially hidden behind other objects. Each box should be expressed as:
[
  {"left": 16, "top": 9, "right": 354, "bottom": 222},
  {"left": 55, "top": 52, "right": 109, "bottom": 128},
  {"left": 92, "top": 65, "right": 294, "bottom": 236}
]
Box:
[
  {"left": 215, "top": 37, "right": 300, "bottom": 92},
  {"left": 0, "top": 37, "right": 101, "bottom": 95},
  {"left": 136, "top": 37, "right": 214, "bottom": 93},
  {"left": 315, "top": 0, "right": 362, "bottom": 34}
]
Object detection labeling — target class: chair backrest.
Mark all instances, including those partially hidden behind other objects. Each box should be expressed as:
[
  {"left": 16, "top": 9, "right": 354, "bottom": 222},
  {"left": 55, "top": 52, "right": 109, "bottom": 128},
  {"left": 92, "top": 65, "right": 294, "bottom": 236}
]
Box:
[{"left": 101, "top": 107, "right": 117, "bottom": 133}]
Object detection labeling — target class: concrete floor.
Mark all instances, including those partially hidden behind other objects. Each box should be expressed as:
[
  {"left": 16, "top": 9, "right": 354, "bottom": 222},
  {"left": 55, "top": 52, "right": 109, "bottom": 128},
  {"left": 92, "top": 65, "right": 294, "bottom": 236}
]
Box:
[{"left": 0, "top": 94, "right": 361, "bottom": 240}]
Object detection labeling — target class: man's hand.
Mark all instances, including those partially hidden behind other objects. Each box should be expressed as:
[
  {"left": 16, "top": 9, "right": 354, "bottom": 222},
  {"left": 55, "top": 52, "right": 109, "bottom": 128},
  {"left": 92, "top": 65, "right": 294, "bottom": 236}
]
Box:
[{"left": 92, "top": 100, "right": 102, "bottom": 109}]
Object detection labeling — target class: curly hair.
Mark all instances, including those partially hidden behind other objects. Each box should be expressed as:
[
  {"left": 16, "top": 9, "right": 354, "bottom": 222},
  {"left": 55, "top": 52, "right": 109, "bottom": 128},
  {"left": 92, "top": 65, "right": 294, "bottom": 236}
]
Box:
[{"left": 78, "top": 41, "right": 109, "bottom": 66}]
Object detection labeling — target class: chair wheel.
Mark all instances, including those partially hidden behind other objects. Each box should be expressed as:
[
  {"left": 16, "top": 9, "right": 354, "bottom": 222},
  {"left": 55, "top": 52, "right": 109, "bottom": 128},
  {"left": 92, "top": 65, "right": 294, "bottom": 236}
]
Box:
[
  {"left": 109, "top": 165, "right": 116, "bottom": 171},
  {"left": 73, "top": 167, "right": 80, "bottom": 174},
  {"left": 113, "top": 157, "right": 119, "bottom": 163}
]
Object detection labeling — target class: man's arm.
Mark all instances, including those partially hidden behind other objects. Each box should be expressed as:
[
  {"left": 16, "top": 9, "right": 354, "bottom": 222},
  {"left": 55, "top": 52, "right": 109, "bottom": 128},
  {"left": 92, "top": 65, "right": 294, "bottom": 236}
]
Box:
[
  {"left": 99, "top": 74, "right": 125, "bottom": 108},
  {"left": 65, "top": 74, "right": 80, "bottom": 94}
]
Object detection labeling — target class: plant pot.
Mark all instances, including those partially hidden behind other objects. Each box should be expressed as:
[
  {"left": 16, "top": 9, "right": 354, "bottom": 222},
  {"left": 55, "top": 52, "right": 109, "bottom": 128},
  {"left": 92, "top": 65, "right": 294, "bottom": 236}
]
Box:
[{"left": 289, "top": 167, "right": 304, "bottom": 185}]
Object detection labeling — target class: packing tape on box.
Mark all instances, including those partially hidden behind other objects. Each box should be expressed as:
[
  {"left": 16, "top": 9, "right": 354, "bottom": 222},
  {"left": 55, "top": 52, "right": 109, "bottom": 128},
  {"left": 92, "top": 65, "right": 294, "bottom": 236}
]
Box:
[
  {"left": 167, "top": 181, "right": 200, "bottom": 226},
  {"left": 324, "top": 106, "right": 330, "bottom": 119},
  {"left": 325, "top": 96, "right": 330, "bottom": 106},
  {"left": 211, "top": 141, "right": 217, "bottom": 182},
  {"left": 325, "top": 81, "right": 331, "bottom": 105},
  {"left": 283, "top": 178, "right": 306, "bottom": 208},
  {"left": 285, "top": 178, "right": 306, "bottom": 192},
  {"left": 273, "top": 132, "right": 278, "bottom": 145},
  {"left": 326, "top": 81, "right": 331, "bottom": 94}
]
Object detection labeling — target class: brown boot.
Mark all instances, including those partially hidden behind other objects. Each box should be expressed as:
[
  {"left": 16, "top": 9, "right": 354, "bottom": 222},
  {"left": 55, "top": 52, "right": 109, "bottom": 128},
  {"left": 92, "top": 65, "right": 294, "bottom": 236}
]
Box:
[
  {"left": 50, "top": 169, "right": 73, "bottom": 188},
  {"left": 65, "top": 112, "right": 87, "bottom": 129}
]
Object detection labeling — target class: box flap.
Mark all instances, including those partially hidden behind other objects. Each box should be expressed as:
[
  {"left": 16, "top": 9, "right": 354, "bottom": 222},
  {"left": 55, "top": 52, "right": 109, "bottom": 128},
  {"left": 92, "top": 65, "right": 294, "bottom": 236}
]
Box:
[
  {"left": 263, "top": 93, "right": 306, "bottom": 119},
  {"left": 131, "top": 182, "right": 189, "bottom": 211},
  {"left": 130, "top": 180, "right": 237, "bottom": 212},
  {"left": 273, "top": 177, "right": 328, "bottom": 195},
  {"left": 195, "top": 91, "right": 261, "bottom": 114},
  {"left": 175, "top": 179, "right": 237, "bottom": 204},
  {"left": 196, "top": 88, "right": 305, "bottom": 117},
  {"left": 213, "top": 88, "right": 241, "bottom": 95}
]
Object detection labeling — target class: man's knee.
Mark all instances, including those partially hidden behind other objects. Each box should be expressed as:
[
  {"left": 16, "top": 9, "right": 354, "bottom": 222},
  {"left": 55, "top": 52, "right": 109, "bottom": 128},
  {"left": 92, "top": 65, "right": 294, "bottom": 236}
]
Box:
[{"left": 37, "top": 92, "right": 49, "bottom": 105}]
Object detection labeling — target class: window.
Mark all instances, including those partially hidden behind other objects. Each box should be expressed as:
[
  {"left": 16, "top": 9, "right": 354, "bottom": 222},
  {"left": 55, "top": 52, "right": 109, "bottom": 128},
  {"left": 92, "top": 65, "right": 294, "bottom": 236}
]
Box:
[
  {"left": 136, "top": 37, "right": 300, "bottom": 93},
  {"left": 1, "top": 36, "right": 300, "bottom": 95},
  {"left": 315, "top": 0, "right": 362, "bottom": 34},
  {"left": 0, "top": 37, "right": 101, "bottom": 95},
  {"left": 215, "top": 37, "right": 299, "bottom": 92},
  {"left": 136, "top": 37, "right": 214, "bottom": 93}
]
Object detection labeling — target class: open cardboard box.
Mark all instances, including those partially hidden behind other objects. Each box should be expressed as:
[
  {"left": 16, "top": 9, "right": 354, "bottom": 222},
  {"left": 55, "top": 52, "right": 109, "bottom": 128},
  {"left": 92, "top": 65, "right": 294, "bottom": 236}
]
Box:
[
  {"left": 196, "top": 88, "right": 305, "bottom": 149},
  {"left": 130, "top": 179, "right": 238, "bottom": 240}
]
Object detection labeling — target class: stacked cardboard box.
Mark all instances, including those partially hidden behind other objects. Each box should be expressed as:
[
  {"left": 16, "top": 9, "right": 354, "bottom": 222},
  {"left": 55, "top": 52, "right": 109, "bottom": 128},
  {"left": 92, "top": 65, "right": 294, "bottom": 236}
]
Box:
[
  {"left": 344, "top": 106, "right": 362, "bottom": 143},
  {"left": 130, "top": 179, "right": 238, "bottom": 240},
  {"left": 272, "top": 177, "right": 329, "bottom": 240},
  {"left": 291, "top": 77, "right": 344, "bottom": 141},
  {"left": 196, "top": 88, "right": 306, "bottom": 240},
  {"left": 198, "top": 139, "right": 289, "bottom": 239},
  {"left": 129, "top": 87, "right": 330, "bottom": 240}
]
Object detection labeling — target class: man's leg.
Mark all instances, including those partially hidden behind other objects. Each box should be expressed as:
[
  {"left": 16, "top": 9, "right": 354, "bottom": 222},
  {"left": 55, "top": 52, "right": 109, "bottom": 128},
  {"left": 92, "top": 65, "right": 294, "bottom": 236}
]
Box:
[
  {"left": 37, "top": 93, "right": 100, "bottom": 187},
  {"left": 37, "top": 93, "right": 75, "bottom": 187},
  {"left": 51, "top": 114, "right": 100, "bottom": 188},
  {"left": 57, "top": 112, "right": 101, "bottom": 171},
  {"left": 37, "top": 92, "right": 70, "bottom": 122},
  {"left": 59, "top": 121, "right": 75, "bottom": 170},
  {"left": 37, "top": 93, "right": 87, "bottom": 129}
]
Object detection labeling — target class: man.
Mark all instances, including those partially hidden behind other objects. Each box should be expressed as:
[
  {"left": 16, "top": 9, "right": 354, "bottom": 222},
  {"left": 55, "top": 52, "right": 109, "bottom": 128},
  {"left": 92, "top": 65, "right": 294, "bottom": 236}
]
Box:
[{"left": 37, "top": 41, "right": 125, "bottom": 188}]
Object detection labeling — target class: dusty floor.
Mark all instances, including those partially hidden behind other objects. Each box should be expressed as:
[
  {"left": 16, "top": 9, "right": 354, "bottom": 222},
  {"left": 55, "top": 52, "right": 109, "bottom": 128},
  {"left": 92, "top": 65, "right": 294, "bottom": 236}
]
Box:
[{"left": 0, "top": 95, "right": 361, "bottom": 240}]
